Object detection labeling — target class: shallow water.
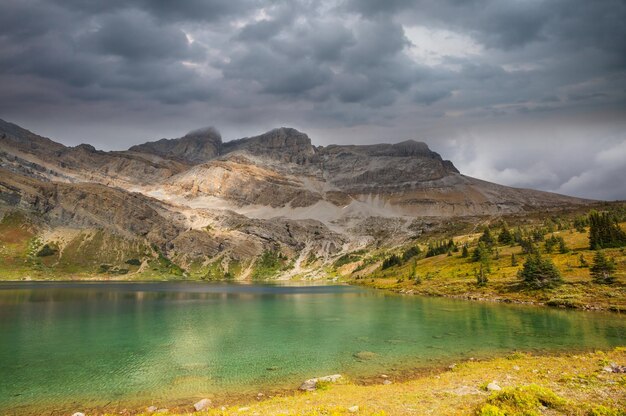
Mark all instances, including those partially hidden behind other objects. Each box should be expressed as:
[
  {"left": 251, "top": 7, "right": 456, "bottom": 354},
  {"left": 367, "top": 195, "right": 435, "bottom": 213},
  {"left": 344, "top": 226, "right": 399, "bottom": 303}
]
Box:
[{"left": 0, "top": 281, "right": 624, "bottom": 413}]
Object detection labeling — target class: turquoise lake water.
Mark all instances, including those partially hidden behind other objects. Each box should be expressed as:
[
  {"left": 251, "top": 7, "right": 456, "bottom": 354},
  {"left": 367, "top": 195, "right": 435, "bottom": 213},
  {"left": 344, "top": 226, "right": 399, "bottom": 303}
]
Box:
[{"left": 0, "top": 281, "right": 624, "bottom": 414}]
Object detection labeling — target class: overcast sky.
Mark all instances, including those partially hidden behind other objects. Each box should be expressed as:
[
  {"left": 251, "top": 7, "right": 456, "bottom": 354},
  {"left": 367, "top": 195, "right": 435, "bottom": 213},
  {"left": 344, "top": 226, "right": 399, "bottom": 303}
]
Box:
[{"left": 1, "top": 0, "right": 625, "bottom": 200}]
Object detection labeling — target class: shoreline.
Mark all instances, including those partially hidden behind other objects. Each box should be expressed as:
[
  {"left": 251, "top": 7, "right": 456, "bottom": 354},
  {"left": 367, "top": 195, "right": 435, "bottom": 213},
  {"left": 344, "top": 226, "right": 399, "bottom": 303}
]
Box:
[
  {"left": 3, "top": 277, "right": 625, "bottom": 313},
  {"left": 349, "top": 279, "right": 626, "bottom": 314},
  {"left": 4, "top": 348, "right": 624, "bottom": 416}
]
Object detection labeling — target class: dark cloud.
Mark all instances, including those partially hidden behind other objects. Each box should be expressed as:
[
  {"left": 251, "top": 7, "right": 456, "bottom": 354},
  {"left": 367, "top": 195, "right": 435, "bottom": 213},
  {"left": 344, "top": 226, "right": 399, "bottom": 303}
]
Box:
[
  {"left": 82, "top": 10, "right": 194, "bottom": 61},
  {"left": 0, "top": 0, "right": 624, "bottom": 199}
]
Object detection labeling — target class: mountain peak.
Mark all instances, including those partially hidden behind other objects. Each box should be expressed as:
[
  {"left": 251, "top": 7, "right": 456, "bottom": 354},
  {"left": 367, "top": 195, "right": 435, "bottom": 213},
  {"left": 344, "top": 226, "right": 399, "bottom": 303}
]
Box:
[
  {"left": 129, "top": 128, "right": 222, "bottom": 163},
  {"left": 183, "top": 126, "right": 222, "bottom": 141},
  {"left": 222, "top": 127, "right": 316, "bottom": 164}
]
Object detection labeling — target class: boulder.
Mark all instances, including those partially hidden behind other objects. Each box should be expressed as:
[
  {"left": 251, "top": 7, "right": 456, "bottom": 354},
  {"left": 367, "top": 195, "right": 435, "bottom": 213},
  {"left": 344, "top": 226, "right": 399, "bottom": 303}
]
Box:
[
  {"left": 71, "top": 413, "right": 85, "bottom": 416},
  {"left": 299, "top": 374, "right": 342, "bottom": 391},
  {"left": 348, "top": 405, "right": 359, "bottom": 413},
  {"left": 194, "top": 398, "right": 212, "bottom": 411},
  {"left": 487, "top": 382, "right": 502, "bottom": 392},
  {"left": 146, "top": 406, "right": 158, "bottom": 413}
]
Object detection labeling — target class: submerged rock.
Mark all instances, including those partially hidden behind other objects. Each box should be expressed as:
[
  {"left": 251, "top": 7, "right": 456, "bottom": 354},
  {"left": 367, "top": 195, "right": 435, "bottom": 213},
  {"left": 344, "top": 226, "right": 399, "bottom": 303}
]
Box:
[
  {"left": 299, "top": 374, "right": 342, "bottom": 391},
  {"left": 353, "top": 351, "right": 377, "bottom": 361},
  {"left": 194, "top": 398, "right": 212, "bottom": 411}
]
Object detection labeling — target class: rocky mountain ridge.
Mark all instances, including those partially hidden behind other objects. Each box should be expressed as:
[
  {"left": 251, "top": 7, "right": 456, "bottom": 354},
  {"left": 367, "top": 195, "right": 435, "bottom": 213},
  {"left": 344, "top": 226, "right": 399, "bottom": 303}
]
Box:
[{"left": 0, "top": 118, "right": 592, "bottom": 280}]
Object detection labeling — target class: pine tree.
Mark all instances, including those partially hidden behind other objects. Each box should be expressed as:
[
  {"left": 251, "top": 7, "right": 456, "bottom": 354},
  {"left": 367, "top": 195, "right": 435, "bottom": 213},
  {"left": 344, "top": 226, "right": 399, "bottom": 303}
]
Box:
[
  {"left": 579, "top": 254, "right": 588, "bottom": 268},
  {"left": 479, "top": 227, "right": 495, "bottom": 246},
  {"left": 588, "top": 211, "right": 626, "bottom": 249},
  {"left": 472, "top": 242, "right": 491, "bottom": 273},
  {"left": 558, "top": 237, "right": 569, "bottom": 254},
  {"left": 511, "top": 253, "right": 518, "bottom": 267},
  {"left": 475, "top": 264, "right": 488, "bottom": 287},
  {"left": 590, "top": 251, "right": 616, "bottom": 284},
  {"left": 498, "top": 226, "right": 513, "bottom": 245},
  {"left": 382, "top": 254, "right": 402, "bottom": 270},
  {"left": 518, "top": 253, "right": 563, "bottom": 289},
  {"left": 574, "top": 216, "right": 588, "bottom": 233},
  {"left": 531, "top": 228, "right": 545, "bottom": 242},
  {"left": 461, "top": 244, "right": 469, "bottom": 258}
]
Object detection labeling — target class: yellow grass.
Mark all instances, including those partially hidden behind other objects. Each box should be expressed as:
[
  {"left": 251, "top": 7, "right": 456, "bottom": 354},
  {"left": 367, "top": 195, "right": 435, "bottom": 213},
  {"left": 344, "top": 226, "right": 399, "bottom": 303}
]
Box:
[{"left": 102, "top": 348, "right": 626, "bottom": 416}]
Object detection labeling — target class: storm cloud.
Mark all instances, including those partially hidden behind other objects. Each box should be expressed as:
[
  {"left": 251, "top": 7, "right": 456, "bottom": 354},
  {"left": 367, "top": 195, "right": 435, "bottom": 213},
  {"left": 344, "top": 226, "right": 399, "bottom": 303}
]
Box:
[{"left": 0, "top": 0, "right": 624, "bottom": 199}]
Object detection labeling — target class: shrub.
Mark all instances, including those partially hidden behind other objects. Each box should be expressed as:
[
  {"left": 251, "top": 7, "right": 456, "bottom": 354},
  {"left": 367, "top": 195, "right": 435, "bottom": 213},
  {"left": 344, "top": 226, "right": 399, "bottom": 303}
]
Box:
[
  {"left": 252, "top": 250, "right": 284, "bottom": 279},
  {"left": 36, "top": 243, "right": 58, "bottom": 257},
  {"left": 125, "top": 258, "right": 141, "bottom": 266},
  {"left": 481, "top": 385, "right": 569, "bottom": 416}
]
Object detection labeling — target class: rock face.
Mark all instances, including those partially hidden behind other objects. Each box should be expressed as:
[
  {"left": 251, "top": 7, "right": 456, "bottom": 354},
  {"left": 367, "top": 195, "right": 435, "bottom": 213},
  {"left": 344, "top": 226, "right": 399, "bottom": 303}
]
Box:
[
  {"left": 223, "top": 127, "right": 317, "bottom": 164},
  {"left": 130, "top": 127, "right": 222, "bottom": 164},
  {"left": 0, "top": 118, "right": 593, "bottom": 279}
]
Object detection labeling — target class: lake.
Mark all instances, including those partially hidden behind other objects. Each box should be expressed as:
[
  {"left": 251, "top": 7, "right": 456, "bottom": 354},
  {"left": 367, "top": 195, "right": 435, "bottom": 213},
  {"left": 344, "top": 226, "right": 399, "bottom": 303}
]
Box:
[{"left": 0, "top": 281, "right": 624, "bottom": 414}]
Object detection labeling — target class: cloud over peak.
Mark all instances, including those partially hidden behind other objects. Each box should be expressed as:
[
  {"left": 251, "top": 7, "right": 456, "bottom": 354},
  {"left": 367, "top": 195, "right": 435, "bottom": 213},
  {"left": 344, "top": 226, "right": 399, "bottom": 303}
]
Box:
[{"left": 0, "top": 0, "right": 624, "bottom": 199}]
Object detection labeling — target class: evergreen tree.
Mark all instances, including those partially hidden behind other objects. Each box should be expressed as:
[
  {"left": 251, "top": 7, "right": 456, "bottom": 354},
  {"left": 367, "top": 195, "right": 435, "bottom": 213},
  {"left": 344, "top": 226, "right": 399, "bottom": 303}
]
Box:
[
  {"left": 531, "top": 228, "right": 545, "bottom": 242},
  {"left": 402, "top": 246, "right": 421, "bottom": 262},
  {"left": 475, "top": 264, "right": 488, "bottom": 287},
  {"left": 479, "top": 227, "right": 495, "bottom": 246},
  {"left": 461, "top": 244, "right": 469, "bottom": 258},
  {"left": 590, "top": 251, "right": 616, "bottom": 284},
  {"left": 426, "top": 240, "right": 452, "bottom": 257},
  {"left": 498, "top": 225, "right": 514, "bottom": 245},
  {"left": 382, "top": 254, "right": 402, "bottom": 270},
  {"left": 558, "top": 237, "right": 569, "bottom": 254},
  {"left": 588, "top": 211, "right": 626, "bottom": 249},
  {"left": 579, "top": 254, "right": 588, "bottom": 268},
  {"left": 544, "top": 235, "right": 567, "bottom": 254},
  {"left": 511, "top": 253, "right": 518, "bottom": 267},
  {"left": 544, "top": 236, "right": 557, "bottom": 253},
  {"left": 520, "top": 238, "right": 539, "bottom": 255},
  {"left": 472, "top": 242, "right": 491, "bottom": 273},
  {"left": 518, "top": 253, "right": 563, "bottom": 289},
  {"left": 573, "top": 216, "right": 588, "bottom": 233}
]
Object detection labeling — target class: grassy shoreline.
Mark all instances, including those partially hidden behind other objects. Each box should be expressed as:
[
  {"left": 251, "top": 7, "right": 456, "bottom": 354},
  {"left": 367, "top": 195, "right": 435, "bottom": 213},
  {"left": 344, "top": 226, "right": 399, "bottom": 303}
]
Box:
[
  {"left": 67, "top": 348, "right": 621, "bottom": 416},
  {"left": 344, "top": 222, "right": 626, "bottom": 314}
]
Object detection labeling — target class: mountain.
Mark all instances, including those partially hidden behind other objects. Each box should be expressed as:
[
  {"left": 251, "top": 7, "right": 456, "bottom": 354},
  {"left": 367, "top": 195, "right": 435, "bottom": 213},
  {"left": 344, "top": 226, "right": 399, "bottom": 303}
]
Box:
[{"left": 0, "top": 118, "right": 592, "bottom": 280}]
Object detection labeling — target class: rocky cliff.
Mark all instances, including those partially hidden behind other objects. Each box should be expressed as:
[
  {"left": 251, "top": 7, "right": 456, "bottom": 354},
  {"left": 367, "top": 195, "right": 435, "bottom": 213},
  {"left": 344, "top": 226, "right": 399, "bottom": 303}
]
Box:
[{"left": 0, "top": 118, "right": 592, "bottom": 280}]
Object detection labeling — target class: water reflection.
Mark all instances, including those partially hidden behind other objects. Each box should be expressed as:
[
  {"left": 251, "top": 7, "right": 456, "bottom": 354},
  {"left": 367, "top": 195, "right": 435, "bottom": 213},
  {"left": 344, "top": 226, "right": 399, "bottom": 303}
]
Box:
[{"left": 0, "top": 282, "right": 624, "bottom": 413}]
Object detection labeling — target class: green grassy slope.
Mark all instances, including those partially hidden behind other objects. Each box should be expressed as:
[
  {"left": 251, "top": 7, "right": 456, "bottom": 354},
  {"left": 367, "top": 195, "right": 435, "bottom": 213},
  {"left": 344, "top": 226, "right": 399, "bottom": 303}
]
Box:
[{"left": 343, "top": 210, "right": 626, "bottom": 312}]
